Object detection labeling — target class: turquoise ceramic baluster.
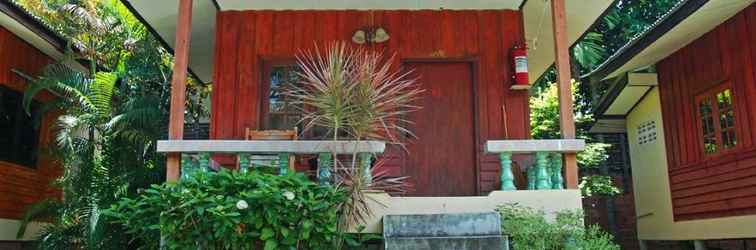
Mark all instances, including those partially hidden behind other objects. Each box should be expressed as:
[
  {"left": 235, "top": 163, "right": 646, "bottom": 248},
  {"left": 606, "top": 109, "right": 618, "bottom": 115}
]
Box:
[
  {"left": 359, "top": 153, "right": 373, "bottom": 184},
  {"left": 544, "top": 153, "right": 553, "bottom": 189},
  {"left": 550, "top": 152, "right": 564, "bottom": 189},
  {"left": 278, "top": 153, "right": 290, "bottom": 175},
  {"left": 199, "top": 152, "right": 210, "bottom": 172},
  {"left": 238, "top": 153, "right": 250, "bottom": 174},
  {"left": 499, "top": 152, "right": 516, "bottom": 191},
  {"left": 535, "top": 152, "right": 551, "bottom": 190},
  {"left": 527, "top": 165, "right": 536, "bottom": 190},
  {"left": 318, "top": 153, "right": 333, "bottom": 186},
  {"left": 180, "top": 153, "right": 191, "bottom": 180}
]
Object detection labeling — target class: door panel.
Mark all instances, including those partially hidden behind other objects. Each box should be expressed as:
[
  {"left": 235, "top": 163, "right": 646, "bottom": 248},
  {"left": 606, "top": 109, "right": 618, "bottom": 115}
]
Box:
[{"left": 401, "top": 62, "right": 476, "bottom": 196}]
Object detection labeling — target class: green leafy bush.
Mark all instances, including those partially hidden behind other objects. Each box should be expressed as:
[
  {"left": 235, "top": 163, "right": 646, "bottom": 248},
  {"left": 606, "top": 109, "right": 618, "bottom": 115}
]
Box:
[
  {"left": 580, "top": 175, "right": 622, "bottom": 197},
  {"left": 104, "top": 170, "right": 347, "bottom": 250},
  {"left": 497, "top": 204, "right": 619, "bottom": 250}
]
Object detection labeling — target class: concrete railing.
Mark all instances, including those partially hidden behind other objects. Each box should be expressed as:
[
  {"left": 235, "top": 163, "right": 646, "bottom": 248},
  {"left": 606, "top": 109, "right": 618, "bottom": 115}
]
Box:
[
  {"left": 156, "top": 140, "right": 385, "bottom": 184},
  {"left": 485, "top": 139, "right": 585, "bottom": 191}
]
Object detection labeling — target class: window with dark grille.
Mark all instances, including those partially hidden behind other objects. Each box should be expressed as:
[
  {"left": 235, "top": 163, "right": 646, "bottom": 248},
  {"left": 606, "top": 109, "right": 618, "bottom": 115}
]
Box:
[
  {"left": 0, "top": 85, "right": 41, "bottom": 168},
  {"left": 262, "top": 63, "right": 341, "bottom": 139},
  {"left": 696, "top": 84, "right": 737, "bottom": 155},
  {"left": 263, "top": 65, "right": 303, "bottom": 131}
]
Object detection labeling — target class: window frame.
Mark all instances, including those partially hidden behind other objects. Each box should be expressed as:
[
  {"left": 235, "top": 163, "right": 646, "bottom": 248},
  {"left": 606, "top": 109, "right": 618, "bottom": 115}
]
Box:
[
  {"left": 260, "top": 60, "right": 347, "bottom": 140},
  {"left": 0, "top": 85, "right": 41, "bottom": 168},
  {"left": 260, "top": 60, "right": 305, "bottom": 133},
  {"left": 694, "top": 82, "right": 739, "bottom": 157}
]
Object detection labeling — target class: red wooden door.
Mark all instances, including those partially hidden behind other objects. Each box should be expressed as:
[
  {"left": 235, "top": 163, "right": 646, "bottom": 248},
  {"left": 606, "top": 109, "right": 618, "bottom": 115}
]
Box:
[{"left": 401, "top": 62, "right": 476, "bottom": 196}]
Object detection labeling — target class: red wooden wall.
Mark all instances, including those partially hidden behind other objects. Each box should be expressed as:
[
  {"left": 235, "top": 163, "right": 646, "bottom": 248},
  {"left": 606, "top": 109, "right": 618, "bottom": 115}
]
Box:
[
  {"left": 657, "top": 4, "right": 756, "bottom": 221},
  {"left": 0, "top": 26, "right": 60, "bottom": 220},
  {"left": 210, "top": 10, "right": 530, "bottom": 194}
]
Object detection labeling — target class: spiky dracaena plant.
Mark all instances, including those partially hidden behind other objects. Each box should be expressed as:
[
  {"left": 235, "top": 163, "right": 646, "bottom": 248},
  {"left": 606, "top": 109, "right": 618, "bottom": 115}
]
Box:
[
  {"left": 289, "top": 42, "right": 423, "bottom": 145},
  {"left": 336, "top": 158, "right": 413, "bottom": 229},
  {"left": 286, "top": 43, "right": 422, "bottom": 229}
]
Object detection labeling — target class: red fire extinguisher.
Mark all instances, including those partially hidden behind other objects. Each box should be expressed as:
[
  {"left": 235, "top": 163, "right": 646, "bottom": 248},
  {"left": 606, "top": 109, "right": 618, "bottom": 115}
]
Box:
[{"left": 511, "top": 45, "right": 529, "bottom": 88}]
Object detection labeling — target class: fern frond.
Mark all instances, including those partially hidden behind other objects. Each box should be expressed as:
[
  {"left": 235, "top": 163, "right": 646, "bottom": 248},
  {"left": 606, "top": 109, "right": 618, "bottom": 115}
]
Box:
[{"left": 90, "top": 72, "right": 118, "bottom": 119}]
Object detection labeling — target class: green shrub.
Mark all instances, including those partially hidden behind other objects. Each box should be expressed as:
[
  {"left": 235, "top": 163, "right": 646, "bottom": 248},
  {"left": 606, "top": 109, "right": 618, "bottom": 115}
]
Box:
[
  {"left": 497, "top": 204, "right": 620, "bottom": 250},
  {"left": 104, "top": 169, "right": 347, "bottom": 250}
]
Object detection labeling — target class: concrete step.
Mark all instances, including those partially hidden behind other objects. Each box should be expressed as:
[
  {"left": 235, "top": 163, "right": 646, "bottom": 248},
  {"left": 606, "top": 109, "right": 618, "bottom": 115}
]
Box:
[
  {"left": 384, "top": 235, "right": 507, "bottom": 250},
  {"left": 383, "top": 212, "right": 507, "bottom": 250}
]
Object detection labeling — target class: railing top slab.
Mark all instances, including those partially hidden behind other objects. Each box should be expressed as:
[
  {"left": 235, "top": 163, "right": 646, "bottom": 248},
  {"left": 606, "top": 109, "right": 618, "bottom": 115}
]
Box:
[
  {"left": 157, "top": 140, "right": 386, "bottom": 154},
  {"left": 485, "top": 139, "right": 585, "bottom": 153}
]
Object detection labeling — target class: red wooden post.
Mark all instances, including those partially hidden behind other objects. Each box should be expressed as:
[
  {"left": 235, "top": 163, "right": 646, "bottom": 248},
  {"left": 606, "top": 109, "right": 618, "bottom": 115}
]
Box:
[
  {"left": 551, "top": 0, "right": 579, "bottom": 189},
  {"left": 166, "top": 0, "right": 193, "bottom": 182}
]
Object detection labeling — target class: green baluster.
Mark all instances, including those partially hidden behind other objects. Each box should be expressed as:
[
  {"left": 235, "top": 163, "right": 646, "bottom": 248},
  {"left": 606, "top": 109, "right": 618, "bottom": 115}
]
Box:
[
  {"left": 499, "top": 152, "right": 516, "bottom": 191},
  {"left": 527, "top": 166, "right": 536, "bottom": 190},
  {"left": 238, "top": 153, "right": 250, "bottom": 174},
  {"left": 535, "top": 152, "right": 550, "bottom": 190},
  {"left": 180, "top": 153, "right": 191, "bottom": 180},
  {"left": 543, "top": 155, "right": 552, "bottom": 189},
  {"left": 550, "top": 152, "right": 564, "bottom": 189},
  {"left": 278, "top": 153, "right": 290, "bottom": 175},
  {"left": 199, "top": 152, "right": 210, "bottom": 172},
  {"left": 318, "top": 153, "right": 332, "bottom": 186},
  {"left": 359, "top": 153, "right": 373, "bottom": 184}
]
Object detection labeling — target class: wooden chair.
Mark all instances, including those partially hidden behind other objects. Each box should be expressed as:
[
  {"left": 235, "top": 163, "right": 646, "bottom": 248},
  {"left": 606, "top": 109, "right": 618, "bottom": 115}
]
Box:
[{"left": 238, "top": 127, "right": 298, "bottom": 173}]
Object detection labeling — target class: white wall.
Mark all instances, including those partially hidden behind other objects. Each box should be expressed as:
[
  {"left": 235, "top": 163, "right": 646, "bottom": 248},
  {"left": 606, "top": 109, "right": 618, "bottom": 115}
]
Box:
[
  {"left": 627, "top": 88, "right": 756, "bottom": 240},
  {"left": 0, "top": 218, "right": 44, "bottom": 241}
]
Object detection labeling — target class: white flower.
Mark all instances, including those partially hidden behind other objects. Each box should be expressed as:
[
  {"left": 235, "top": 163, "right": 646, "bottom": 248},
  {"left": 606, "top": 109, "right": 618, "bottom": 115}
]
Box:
[
  {"left": 283, "top": 191, "right": 295, "bottom": 200},
  {"left": 236, "top": 200, "right": 249, "bottom": 210}
]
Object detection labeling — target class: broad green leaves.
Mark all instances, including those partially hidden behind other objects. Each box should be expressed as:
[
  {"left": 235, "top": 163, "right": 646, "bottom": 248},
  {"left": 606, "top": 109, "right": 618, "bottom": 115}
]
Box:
[
  {"left": 106, "top": 170, "right": 349, "bottom": 249},
  {"left": 497, "top": 204, "right": 620, "bottom": 250}
]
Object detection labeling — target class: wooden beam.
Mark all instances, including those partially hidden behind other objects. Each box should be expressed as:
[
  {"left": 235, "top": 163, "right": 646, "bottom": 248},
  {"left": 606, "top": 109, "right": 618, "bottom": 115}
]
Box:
[
  {"left": 551, "top": 0, "right": 578, "bottom": 189},
  {"left": 166, "top": 0, "right": 193, "bottom": 182}
]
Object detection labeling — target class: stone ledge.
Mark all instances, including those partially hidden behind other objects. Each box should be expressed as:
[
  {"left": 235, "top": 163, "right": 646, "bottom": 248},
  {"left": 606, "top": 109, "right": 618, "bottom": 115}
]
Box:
[
  {"left": 156, "top": 140, "right": 386, "bottom": 154},
  {"left": 485, "top": 139, "right": 586, "bottom": 153}
]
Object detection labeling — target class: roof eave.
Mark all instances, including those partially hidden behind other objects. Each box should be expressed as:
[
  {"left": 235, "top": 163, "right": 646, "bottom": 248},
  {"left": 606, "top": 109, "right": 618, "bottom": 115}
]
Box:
[
  {"left": 119, "top": 0, "right": 208, "bottom": 84},
  {"left": 582, "top": 0, "right": 709, "bottom": 84},
  {"left": 0, "top": 1, "right": 68, "bottom": 51}
]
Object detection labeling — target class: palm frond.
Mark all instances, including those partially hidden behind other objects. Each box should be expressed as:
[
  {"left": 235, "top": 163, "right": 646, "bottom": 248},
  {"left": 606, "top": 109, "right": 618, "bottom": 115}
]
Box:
[
  {"left": 573, "top": 32, "right": 607, "bottom": 70},
  {"left": 55, "top": 114, "right": 89, "bottom": 153}
]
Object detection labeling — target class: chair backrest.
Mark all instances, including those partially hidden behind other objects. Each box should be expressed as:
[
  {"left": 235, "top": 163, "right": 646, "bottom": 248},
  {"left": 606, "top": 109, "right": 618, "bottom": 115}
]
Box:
[
  {"left": 240, "top": 127, "right": 299, "bottom": 174},
  {"left": 245, "top": 127, "right": 298, "bottom": 141}
]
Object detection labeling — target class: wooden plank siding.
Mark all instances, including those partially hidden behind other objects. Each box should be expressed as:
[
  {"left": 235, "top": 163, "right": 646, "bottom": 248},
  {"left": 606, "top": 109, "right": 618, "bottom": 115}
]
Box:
[
  {"left": 657, "top": 4, "right": 756, "bottom": 221},
  {"left": 210, "top": 10, "right": 530, "bottom": 194},
  {"left": 0, "top": 26, "right": 60, "bottom": 220}
]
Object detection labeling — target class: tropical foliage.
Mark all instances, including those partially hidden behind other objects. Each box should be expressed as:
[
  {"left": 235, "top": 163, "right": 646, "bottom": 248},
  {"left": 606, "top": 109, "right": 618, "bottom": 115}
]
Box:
[
  {"left": 12, "top": 0, "right": 208, "bottom": 248},
  {"left": 17, "top": 58, "right": 165, "bottom": 248},
  {"left": 529, "top": 81, "right": 617, "bottom": 196},
  {"left": 497, "top": 204, "right": 620, "bottom": 250},
  {"left": 105, "top": 170, "right": 348, "bottom": 250}
]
